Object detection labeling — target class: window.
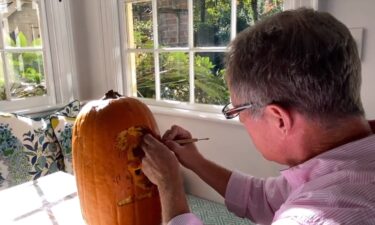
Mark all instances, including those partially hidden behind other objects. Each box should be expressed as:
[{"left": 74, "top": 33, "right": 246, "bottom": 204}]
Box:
[
  {"left": 0, "top": 0, "right": 76, "bottom": 113},
  {"left": 121, "top": 0, "right": 284, "bottom": 110},
  {"left": 0, "top": 0, "right": 55, "bottom": 111}
]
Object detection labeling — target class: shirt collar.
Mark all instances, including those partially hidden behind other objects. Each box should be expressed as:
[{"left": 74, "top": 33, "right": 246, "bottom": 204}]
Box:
[{"left": 281, "top": 134, "right": 375, "bottom": 190}]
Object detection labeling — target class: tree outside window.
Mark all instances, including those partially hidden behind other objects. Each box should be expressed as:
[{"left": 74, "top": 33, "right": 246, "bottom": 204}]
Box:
[
  {"left": 124, "top": 0, "right": 283, "bottom": 106},
  {"left": 0, "top": 1, "right": 46, "bottom": 101}
]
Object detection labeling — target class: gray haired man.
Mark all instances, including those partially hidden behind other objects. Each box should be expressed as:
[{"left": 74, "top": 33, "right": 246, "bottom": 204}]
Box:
[{"left": 141, "top": 8, "right": 375, "bottom": 225}]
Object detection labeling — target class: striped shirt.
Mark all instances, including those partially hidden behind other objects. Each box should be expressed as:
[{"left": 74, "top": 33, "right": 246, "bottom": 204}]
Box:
[{"left": 169, "top": 134, "right": 375, "bottom": 225}]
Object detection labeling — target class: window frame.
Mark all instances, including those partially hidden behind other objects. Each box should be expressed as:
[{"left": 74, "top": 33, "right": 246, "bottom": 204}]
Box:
[
  {"left": 120, "top": 0, "right": 235, "bottom": 113},
  {"left": 0, "top": 0, "right": 76, "bottom": 113},
  {"left": 118, "top": 0, "right": 317, "bottom": 114},
  {"left": 0, "top": 0, "right": 56, "bottom": 112}
]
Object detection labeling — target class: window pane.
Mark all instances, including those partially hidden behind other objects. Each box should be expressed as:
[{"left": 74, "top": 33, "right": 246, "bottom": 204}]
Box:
[
  {"left": 158, "top": 0, "right": 188, "bottom": 47},
  {"left": 0, "top": 57, "right": 5, "bottom": 100},
  {"left": 2, "top": 1, "right": 42, "bottom": 48},
  {"left": 160, "top": 52, "right": 189, "bottom": 102},
  {"left": 126, "top": 1, "right": 154, "bottom": 49},
  {"left": 194, "top": 52, "right": 229, "bottom": 105},
  {"left": 194, "top": 0, "right": 231, "bottom": 47},
  {"left": 6, "top": 52, "right": 46, "bottom": 98},
  {"left": 237, "top": 0, "right": 284, "bottom": 33},
  {"left": 133, "top": 52, "right": 155, "bottom": 98}
]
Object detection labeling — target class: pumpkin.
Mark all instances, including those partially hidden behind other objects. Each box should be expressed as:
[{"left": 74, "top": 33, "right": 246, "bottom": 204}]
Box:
[{"left": 72, "top": 90, "right": 162, "bottom": 225}]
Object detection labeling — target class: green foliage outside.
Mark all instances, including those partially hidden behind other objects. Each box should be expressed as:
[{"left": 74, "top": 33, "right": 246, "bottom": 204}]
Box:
[
  {"left": 135, "top": 50, "right": 229, "bottom": 104},
  {"left": 133, "top": 13, "right": 153, "bottom": 49},
  {"left": 193, "top": 0, "right": 231, "bottom": 46},
  {"left": 1, "top": 31, "right": 46, "bottom": 100},
  {"left": 194, "top": 54, "right": 228, "bottom": 104},
  {"left": 159, "top": 52, "right": 190, "bottom": 102},
  {"left": 131, "top": 0, "right": 283, "bottom": 105},
  {"left": 0, "top": 76, "right": 5, "bottom": 100},
  {"left": 237, "top": 0, "right": 284, "bottom": 32}
]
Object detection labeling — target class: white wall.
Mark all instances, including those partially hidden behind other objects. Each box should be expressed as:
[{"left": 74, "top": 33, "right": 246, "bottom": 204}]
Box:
[
  {"left": 69, "top": 0, "right": 108, "bottom": 100},
  {"left": 154, "top": 110, "right": 283, "bottom": 203},
  {"left": 319, "top": 0, "right": 375, "bottom": 118},
  {"left": 68, "top": 0, "right": 375, "bottom": 203},
  {"left": 69, "top": 0, "right": 123, "bottom": 101}
]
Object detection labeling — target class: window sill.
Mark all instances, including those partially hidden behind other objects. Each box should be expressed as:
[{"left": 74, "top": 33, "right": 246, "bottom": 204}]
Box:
[
  {"left": 8, "top": 103, "right": 68, "bottom": 117},
  {"left": 148, "top": 104, "right": 242, "bottom": 126},
  {"left": 0, "top": 95, "right": 55, "bottom": 114}
]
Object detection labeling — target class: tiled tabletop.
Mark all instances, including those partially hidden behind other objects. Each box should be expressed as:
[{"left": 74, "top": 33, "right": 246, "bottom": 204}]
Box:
[
  {"left": 0, "top": 172, "right": 253, "bottom": 225},
  {"left": 0, "top": 172, "right": 84, "bottom": 225}
]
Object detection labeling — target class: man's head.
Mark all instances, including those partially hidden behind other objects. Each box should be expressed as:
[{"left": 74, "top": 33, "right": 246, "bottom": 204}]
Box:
[
  {"left": 225, "top": 8, "right": 367, "bottom": 165},
  {"left": 226, "top": 8, "right": 363, "bottom": 121}
]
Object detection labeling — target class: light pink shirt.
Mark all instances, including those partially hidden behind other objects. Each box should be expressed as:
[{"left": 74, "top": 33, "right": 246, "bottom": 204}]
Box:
[{"left": 169, "top": 134, "right": 375, "bottom": 225}]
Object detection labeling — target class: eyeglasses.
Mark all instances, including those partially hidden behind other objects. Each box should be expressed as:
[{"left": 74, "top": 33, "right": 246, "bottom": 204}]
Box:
[{"left": 222, "top": 102, "right": 253, "bottom": 119}]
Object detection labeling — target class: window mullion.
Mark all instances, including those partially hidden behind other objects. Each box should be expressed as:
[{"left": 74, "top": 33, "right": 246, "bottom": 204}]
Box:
[
  {"left": 0, "top": 14, "right": 11, "bottom": 101},
  {"left": 231, "top": 0, "right": 237, "bottom": 41},
  {"left": 230, "top": 0, "right": 237, "bottom": 104},
  {"left": 122, "top": 1, "right": 136, "bottom": 97},
  {"left": 152, "top": 0, "right": 160, "bottom": 100},
  {"left": 188, "top": 0, "right": 194, "bottom": 104},
  {"left": 0, "top": 52, "right": 11, "bottom": 101},
  {"left": 2, "top": 47, "right": 43, "bottom": 52},
  {"left": 40, "top": 0, "right": 59, "bottom": 104}
]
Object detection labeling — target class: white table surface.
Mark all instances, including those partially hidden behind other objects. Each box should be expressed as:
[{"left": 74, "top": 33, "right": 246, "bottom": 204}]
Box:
[
  {"left": 0, "top": 172, "right": 252, "bottom": 225},
  {"left": 0, "top": 172, "right": 85, "bottom": 225}
]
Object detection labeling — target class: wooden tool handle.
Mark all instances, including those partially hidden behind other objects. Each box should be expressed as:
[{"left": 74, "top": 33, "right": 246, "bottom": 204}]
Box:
[{"left": 174, "top": 138, "right": 209, "bottom": 144}]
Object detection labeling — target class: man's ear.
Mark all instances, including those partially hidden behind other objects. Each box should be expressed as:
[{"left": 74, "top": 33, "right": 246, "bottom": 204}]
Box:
[{"left": 264, "top": 104, "right": 292, "bottom": 136}]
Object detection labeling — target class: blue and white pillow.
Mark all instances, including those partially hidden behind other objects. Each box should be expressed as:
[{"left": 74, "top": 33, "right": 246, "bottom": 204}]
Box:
[
  {"left": 50, "top": 116, "right": 75, "bottom": 174},
  {"left": 0, "top": 100, "right": 80, "bottom": 190},
  {"left": 49, "top": 100, "right": 80, "bottom": 174}
]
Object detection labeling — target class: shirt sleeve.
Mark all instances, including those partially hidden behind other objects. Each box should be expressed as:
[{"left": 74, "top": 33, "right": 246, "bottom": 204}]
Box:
[
  {"left": 167, "top": 213, "right": 203, "bottom": 225},
  {"left": 225, "top": 170, "right": 290, "bottom": 225}
]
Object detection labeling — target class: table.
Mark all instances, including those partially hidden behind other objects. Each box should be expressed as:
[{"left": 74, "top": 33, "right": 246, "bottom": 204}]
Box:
[
  {"left": 0, "top": 172, "right": 85, "bottom": 225},
  {"left": 0, "top": 172, "right": 252, "bottom": 225}
]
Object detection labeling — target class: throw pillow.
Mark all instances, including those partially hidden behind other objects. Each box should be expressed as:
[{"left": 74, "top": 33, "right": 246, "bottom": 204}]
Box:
[
  {"left": 0, "top": 113, "right": 62, "bottom": 190},
  {"left": 50, "top": 116, "right": 75, "bottom": 174},
  {"left": 0, "top": 100, "right": 80, "bottom": 190}
]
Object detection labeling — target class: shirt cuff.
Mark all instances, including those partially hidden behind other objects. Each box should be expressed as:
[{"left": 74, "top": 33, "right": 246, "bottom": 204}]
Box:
[
  {"left": 225, "top": 170, "right": 252, "bottom": 217},
  {"left": 167, "top": 213, "right": 203, "bottom": 225}
]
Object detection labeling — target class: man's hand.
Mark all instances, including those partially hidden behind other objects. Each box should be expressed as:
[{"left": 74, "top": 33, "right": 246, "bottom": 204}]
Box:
[
  {"left": 162, "top": 125, "right": 232, "bottom": 197},
  {"left": 162, "top": 125, "right": 205, "bottom": 170},
  {"left": 141, "top": 134, "right": 189, "bottom": 223},
  {"left": 141, "top": 134, "right": 181, "bottom": 189}
]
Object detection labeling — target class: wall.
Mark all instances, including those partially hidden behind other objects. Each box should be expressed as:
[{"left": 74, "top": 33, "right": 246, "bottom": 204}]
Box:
[
  {"left": 153, "top": 108, "right": 283, "bottom": 203},
  {"left": 318, "top": 0, "right": 375, "bottom": 118},
  {"left": 69, "top": 0, "right": 375, "bottom": 203},
  {"left": 69, "top": 0, "right": 108, "bottom": 100},
  {"left": 158, "top": 0, "right": 188, "bottom": 46}
]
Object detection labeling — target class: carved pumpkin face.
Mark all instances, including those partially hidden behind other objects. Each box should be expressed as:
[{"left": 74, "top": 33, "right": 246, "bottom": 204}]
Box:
[{"left": 72, "top": 96, "right": 161, "bottom": 225}]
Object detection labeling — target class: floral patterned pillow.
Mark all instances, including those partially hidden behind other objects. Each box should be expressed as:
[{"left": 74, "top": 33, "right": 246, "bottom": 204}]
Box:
[
  {"left": 0, "top": 113, "right": 62, "bottom": 190},
  {"left": 50, "top": 116, "right": 75, "bottom": 174},
  {"left": 0, "top": 100, "right": 80, "bottom": 190},
  {"left": 54, "top": 100, "right": 80, "bottom": 118}
]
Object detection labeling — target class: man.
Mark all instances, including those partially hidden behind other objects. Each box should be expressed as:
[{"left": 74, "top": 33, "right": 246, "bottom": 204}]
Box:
[{"left": 141, "top": 8, "right": 375, "bottom": 225}]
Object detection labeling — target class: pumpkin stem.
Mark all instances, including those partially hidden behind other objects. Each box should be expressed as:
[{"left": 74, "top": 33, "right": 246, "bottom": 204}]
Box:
[{"left": 102, "top": 90, "right": 122, "bottom": 100}]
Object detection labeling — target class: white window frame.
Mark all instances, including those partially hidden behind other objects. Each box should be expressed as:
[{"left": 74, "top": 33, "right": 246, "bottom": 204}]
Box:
[
  {"left": 118, "top": 0, "right": 318, "bottom": 114},
  {"left": 0, "top": 0, "right": 77, "bottom": 114}
]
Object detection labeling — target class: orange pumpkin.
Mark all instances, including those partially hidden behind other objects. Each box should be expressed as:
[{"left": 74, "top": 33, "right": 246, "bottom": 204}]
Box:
[{"left": 72, "top": 90, "right": 162, "bottom": 225}]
